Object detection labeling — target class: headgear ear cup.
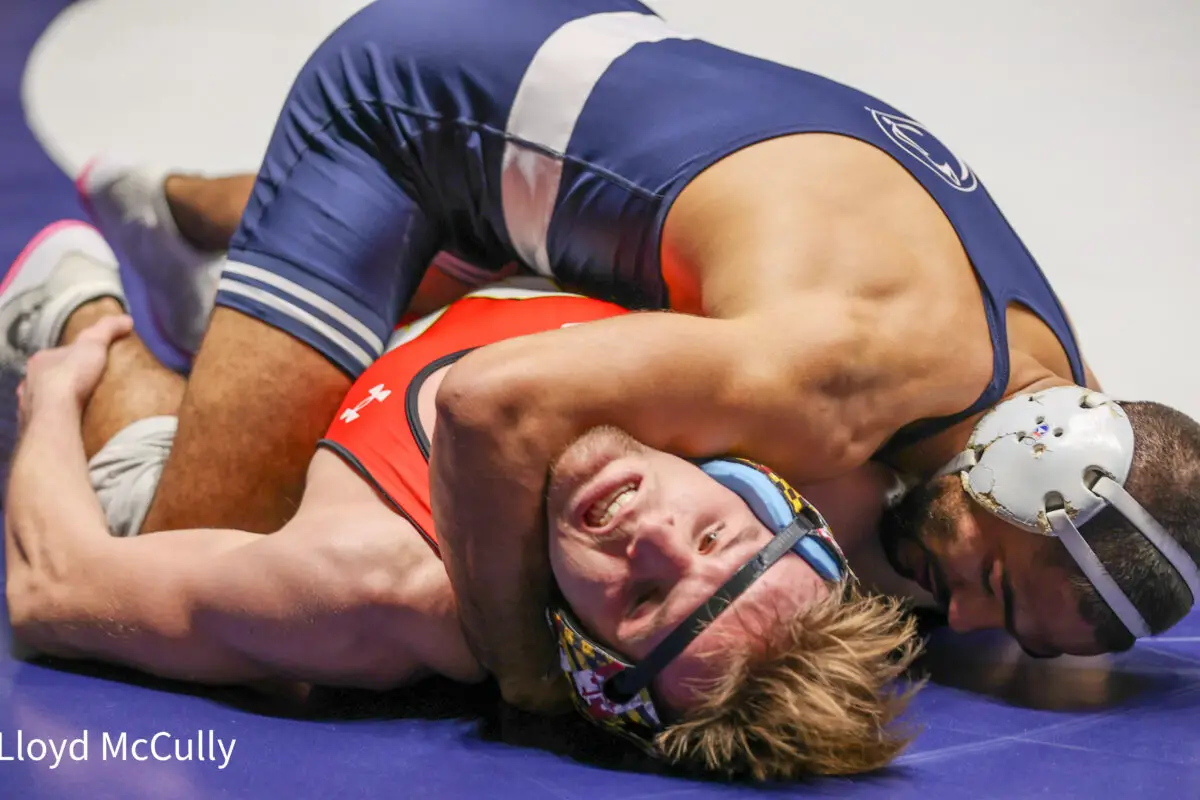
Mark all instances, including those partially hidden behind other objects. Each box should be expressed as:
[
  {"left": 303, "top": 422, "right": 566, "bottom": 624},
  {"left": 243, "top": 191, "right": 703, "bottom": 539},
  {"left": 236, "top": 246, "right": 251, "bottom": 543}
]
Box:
[
  {"left": 546, "top": 606, "right": 662, "bottom": 752},
  {"left": 934, "top": 385, "right": 1200, "bottom": 638}
]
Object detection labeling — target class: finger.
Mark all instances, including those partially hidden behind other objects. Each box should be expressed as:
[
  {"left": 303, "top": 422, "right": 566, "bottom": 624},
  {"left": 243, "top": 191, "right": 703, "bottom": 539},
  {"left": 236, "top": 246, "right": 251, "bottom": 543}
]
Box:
[{"left": 73, "top": 314, "right": 134, "bottom": 347}]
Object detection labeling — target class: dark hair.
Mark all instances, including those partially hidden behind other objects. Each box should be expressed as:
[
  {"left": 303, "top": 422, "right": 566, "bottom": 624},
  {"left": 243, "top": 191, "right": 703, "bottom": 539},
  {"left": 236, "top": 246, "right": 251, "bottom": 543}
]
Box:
[{"left": 1053, "top": 401, "right": 1200, "bottom": 651}]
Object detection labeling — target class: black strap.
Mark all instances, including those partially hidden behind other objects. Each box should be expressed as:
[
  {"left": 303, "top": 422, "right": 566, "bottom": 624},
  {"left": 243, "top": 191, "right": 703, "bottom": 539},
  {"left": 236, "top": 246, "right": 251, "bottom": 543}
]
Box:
[{"left": 604, "top": 517, "right": 813, "bottom": 703}]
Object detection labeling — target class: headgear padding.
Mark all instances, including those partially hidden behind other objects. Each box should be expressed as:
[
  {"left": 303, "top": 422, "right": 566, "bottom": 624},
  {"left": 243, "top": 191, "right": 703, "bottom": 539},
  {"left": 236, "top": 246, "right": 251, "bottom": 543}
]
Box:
[{"left": 935, "top": 386, "right": 1200, "bottom": 638}]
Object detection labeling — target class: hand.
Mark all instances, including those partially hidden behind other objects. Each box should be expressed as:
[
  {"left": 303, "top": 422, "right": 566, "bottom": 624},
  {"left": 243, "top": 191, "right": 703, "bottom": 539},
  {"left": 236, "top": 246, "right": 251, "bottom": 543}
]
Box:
[{"left": 18, "top": 315, "right": 133, "bottom": 424}]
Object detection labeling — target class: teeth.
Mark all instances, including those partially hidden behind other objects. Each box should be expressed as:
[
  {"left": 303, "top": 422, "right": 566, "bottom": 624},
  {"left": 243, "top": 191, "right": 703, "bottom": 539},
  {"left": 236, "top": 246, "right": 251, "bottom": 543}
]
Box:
[{"left": 585, "top": 483, "right": 637, "bottom": 528}]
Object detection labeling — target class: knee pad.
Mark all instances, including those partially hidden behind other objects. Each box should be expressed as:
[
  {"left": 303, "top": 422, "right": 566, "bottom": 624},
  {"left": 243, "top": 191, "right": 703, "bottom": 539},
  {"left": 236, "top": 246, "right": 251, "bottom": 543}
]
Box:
[{"left": 88, "top": 416, "right": 177, "bottom": 537}]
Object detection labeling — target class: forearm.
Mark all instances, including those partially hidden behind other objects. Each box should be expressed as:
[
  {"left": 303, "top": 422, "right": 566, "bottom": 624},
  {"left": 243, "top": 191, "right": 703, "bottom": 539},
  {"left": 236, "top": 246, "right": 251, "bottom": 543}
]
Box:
[
  {"left": 430, "top": 411, "right": 564, "bottom": 709},
  {"left": 13, "top": 588, "right": 273, "bottom": 686},
  {"left": 5, "top": 398, "right": 111, "bottom": 596},
  {"left": 3, "top": 318, "right": 283, "bottom": 683},
  {"left": 430, "top": 312, "right": 791, "bottom": 706},
  {"left": 432, "top": 308, "right": 907, "bottom": 708},
  {"left": 6, "top": 460, "right": 270, "bottom": 684},
  {"left": 6, "top": 409, "right": 257, "bottom": 681}
]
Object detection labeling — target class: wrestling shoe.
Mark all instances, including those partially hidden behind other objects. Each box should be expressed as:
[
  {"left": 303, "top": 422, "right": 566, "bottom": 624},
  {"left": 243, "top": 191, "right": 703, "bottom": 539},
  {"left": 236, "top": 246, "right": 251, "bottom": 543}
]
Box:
[
  {"left": 0, "top": 221, "right": 125, "bottom": 490},
  {"left": 77, "top": 154, "right": 221, "bottom": 370}
]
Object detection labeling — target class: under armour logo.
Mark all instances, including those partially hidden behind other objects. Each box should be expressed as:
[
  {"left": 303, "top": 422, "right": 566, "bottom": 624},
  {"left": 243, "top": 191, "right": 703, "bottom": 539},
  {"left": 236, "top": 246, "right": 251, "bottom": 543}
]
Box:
[{"left": 339, "top": 383, "right": 391, "bottom": 422}]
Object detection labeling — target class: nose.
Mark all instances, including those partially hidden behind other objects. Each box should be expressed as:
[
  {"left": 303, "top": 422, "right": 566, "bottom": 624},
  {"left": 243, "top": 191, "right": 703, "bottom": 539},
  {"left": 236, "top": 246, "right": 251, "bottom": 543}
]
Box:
[
  {"left": 946, "top": 588, "right": 1004, "bottom": 634},
  {"left": 626, "top": 511, "right": 692, "bottom": 582}
]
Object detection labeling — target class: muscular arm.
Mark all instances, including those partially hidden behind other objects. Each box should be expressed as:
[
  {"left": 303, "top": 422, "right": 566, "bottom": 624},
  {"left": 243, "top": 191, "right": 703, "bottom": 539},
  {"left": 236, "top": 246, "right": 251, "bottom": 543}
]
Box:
[
  {"left": 432, "top": 301, "right": 940, "bottom": 708},
  {"left": 5, "top": 398, "right": 471, "bottom": 688}
]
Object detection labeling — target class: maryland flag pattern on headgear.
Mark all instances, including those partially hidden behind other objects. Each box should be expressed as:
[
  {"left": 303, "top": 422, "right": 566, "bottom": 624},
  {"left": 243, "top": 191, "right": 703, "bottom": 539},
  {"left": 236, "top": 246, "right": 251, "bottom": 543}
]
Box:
[{"left": 547, "top": 606, "right": 662, "bottom": 752}]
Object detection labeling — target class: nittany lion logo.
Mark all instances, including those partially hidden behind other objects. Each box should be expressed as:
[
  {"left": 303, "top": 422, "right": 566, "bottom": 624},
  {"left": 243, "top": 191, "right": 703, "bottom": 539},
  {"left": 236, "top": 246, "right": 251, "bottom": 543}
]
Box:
[{"left": 867, "top": 108, "right": 978, "bottom": 193}]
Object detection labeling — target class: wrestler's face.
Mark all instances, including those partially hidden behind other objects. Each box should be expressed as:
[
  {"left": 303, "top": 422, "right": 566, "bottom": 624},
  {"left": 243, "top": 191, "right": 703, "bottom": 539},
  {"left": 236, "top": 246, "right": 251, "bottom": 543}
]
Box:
[
  {"left": 546, "top": 426, "right": 831, "bottom": 712},
  {"left": 880, "top": 476, "right": 1104, "bottom": 657}
]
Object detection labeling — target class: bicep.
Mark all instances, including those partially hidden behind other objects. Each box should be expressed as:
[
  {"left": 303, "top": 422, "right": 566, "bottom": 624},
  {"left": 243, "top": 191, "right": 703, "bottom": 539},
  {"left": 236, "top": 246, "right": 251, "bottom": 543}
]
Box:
[
  {"left": 167, "top": 517, "right": 442, "bottom": 687},
  {"left": 32, "top": 525, "right": 371, "bottom": 684}
]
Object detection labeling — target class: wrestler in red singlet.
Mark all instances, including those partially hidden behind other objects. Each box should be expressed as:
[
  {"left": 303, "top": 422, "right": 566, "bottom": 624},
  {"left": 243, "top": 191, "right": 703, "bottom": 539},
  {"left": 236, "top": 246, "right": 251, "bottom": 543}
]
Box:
[{"left": 320, "top": 285, "right": 627, "bottom": 553}]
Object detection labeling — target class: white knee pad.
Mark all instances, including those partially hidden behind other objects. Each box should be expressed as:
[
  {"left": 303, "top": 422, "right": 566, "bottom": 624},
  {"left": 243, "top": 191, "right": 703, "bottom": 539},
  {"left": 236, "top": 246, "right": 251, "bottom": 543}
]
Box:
[{"left": 88, "top": 416, "right": 177, "bottom": 537}]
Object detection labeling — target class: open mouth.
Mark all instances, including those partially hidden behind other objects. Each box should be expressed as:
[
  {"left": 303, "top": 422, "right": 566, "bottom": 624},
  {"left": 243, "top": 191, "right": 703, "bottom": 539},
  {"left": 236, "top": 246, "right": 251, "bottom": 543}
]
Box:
[
  {"left": 583, "top": 480, "right": 640, "bottom": 530},
  {"left": 576, "top": 472, "right": 643, "bottom": 534}
]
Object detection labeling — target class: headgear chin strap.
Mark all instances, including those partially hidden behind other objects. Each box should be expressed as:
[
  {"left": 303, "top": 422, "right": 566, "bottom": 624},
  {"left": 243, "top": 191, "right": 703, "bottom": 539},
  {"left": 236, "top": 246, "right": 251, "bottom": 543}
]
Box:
[
  {"left": 934, "top": 385, "right": 1200, "bottom": 638},
  {"left": 547, "top": 457, "right": 850, "bottom": 752}
]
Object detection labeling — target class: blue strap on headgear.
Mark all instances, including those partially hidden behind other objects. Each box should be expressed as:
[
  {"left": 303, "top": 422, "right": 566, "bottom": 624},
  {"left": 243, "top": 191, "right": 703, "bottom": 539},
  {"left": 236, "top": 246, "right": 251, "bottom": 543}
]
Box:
[{"left": 699, "top": 459, "right": 845, "bottom": 581}]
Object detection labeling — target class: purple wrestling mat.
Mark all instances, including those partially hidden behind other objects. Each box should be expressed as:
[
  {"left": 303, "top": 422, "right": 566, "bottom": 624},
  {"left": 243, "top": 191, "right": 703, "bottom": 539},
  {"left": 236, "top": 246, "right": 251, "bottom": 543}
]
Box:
[{"left": 2, "top": 2, "right": 1199, "bottom": 797}]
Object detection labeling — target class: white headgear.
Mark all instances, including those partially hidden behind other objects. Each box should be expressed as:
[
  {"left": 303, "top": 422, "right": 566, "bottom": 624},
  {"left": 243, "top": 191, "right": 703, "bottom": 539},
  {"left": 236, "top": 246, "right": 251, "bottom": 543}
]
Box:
[{"left": 934, "top": 385, "right": 1200, "bottom": 638}]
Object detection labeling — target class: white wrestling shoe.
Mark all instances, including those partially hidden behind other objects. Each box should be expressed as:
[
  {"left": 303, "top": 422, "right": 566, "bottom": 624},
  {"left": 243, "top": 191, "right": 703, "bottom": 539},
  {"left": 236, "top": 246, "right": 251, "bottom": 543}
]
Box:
[
  {"left": 77, "top": 154, "right": 222, "bottom": 370},
  {"left": 0, "top": 221, "right": 125, "bottom": 490}
]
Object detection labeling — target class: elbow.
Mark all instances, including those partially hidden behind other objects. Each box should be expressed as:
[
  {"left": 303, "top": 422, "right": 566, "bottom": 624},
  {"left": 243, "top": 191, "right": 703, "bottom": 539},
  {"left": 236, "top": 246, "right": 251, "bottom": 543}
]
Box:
[
  {"left": 433, "top": 365, "right": 499, "bottom": 435},
  {"left": 7, "top": 573, "right": 44, "bottom": 635},
  {"left": 6, "top": 581, "right": 35, "bottom": 642},
  {"left": 6, "top": 577, "right": 66, "bottom": 654},
  {"left": 435, "top": 350, "right": 545, "bottom": 444}
]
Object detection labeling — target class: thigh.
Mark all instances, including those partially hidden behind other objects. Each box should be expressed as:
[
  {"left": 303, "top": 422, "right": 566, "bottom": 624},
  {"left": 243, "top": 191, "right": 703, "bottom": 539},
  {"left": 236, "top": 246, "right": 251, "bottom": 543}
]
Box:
[
  {"left": 218, "top": 0, "right": 456, "bottom": 380},
  {"left": 140, "top": 308, "right": 351, "bottom": 533},
  {"left": 221, "top": 131, "right": 445, "bottom": 380},
  {"left": 145, "top": 12, "right": 453, "bottom": 531}
]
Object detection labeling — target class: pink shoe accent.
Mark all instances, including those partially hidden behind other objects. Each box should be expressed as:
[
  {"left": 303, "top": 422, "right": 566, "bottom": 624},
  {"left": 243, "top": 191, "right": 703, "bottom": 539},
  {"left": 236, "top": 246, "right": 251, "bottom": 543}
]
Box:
[
  {"left": 75, "top": 156, "right": 100, "bottom": 223},
  {"left": 1, "top": 220, "right": 97, "bottom": 297}
]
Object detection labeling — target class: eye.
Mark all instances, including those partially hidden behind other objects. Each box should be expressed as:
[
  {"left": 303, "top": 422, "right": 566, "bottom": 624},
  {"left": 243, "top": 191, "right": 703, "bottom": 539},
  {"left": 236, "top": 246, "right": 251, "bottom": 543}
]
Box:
[{"left": 698, "top": 523, "right": 723, "bottom": 554}]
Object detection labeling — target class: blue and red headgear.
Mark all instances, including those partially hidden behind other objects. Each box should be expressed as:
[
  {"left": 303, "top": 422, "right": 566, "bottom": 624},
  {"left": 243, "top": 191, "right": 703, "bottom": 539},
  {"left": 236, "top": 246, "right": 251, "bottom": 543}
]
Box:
[{"left": 547, "top": 457, "right": 851, "bottom": 752}]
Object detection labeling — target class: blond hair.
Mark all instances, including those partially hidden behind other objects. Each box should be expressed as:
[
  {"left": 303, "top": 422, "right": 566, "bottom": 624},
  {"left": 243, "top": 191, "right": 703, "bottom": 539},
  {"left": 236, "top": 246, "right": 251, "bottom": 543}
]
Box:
[{"left": 655, "top": 586, "right": 923, "bottom": 780}]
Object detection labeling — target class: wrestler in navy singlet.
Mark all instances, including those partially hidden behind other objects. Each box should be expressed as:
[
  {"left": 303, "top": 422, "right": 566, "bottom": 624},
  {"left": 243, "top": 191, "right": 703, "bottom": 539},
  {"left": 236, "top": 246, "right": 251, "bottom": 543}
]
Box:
[{"left": 217, "top": 0, "right": 1085, "bottom": 444}]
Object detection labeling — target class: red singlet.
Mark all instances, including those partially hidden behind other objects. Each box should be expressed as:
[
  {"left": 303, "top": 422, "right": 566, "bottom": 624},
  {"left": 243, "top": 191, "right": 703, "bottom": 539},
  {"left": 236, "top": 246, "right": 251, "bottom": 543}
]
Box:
[{"left": 319, "top": 286, "right": 627, "bottom": 555}]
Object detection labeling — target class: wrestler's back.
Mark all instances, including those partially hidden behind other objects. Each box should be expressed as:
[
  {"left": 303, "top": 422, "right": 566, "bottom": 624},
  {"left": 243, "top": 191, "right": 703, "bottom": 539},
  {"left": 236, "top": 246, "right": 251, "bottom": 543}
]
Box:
[{"left": 296, "top": 0, "right": 1088, "bottom": 451}]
